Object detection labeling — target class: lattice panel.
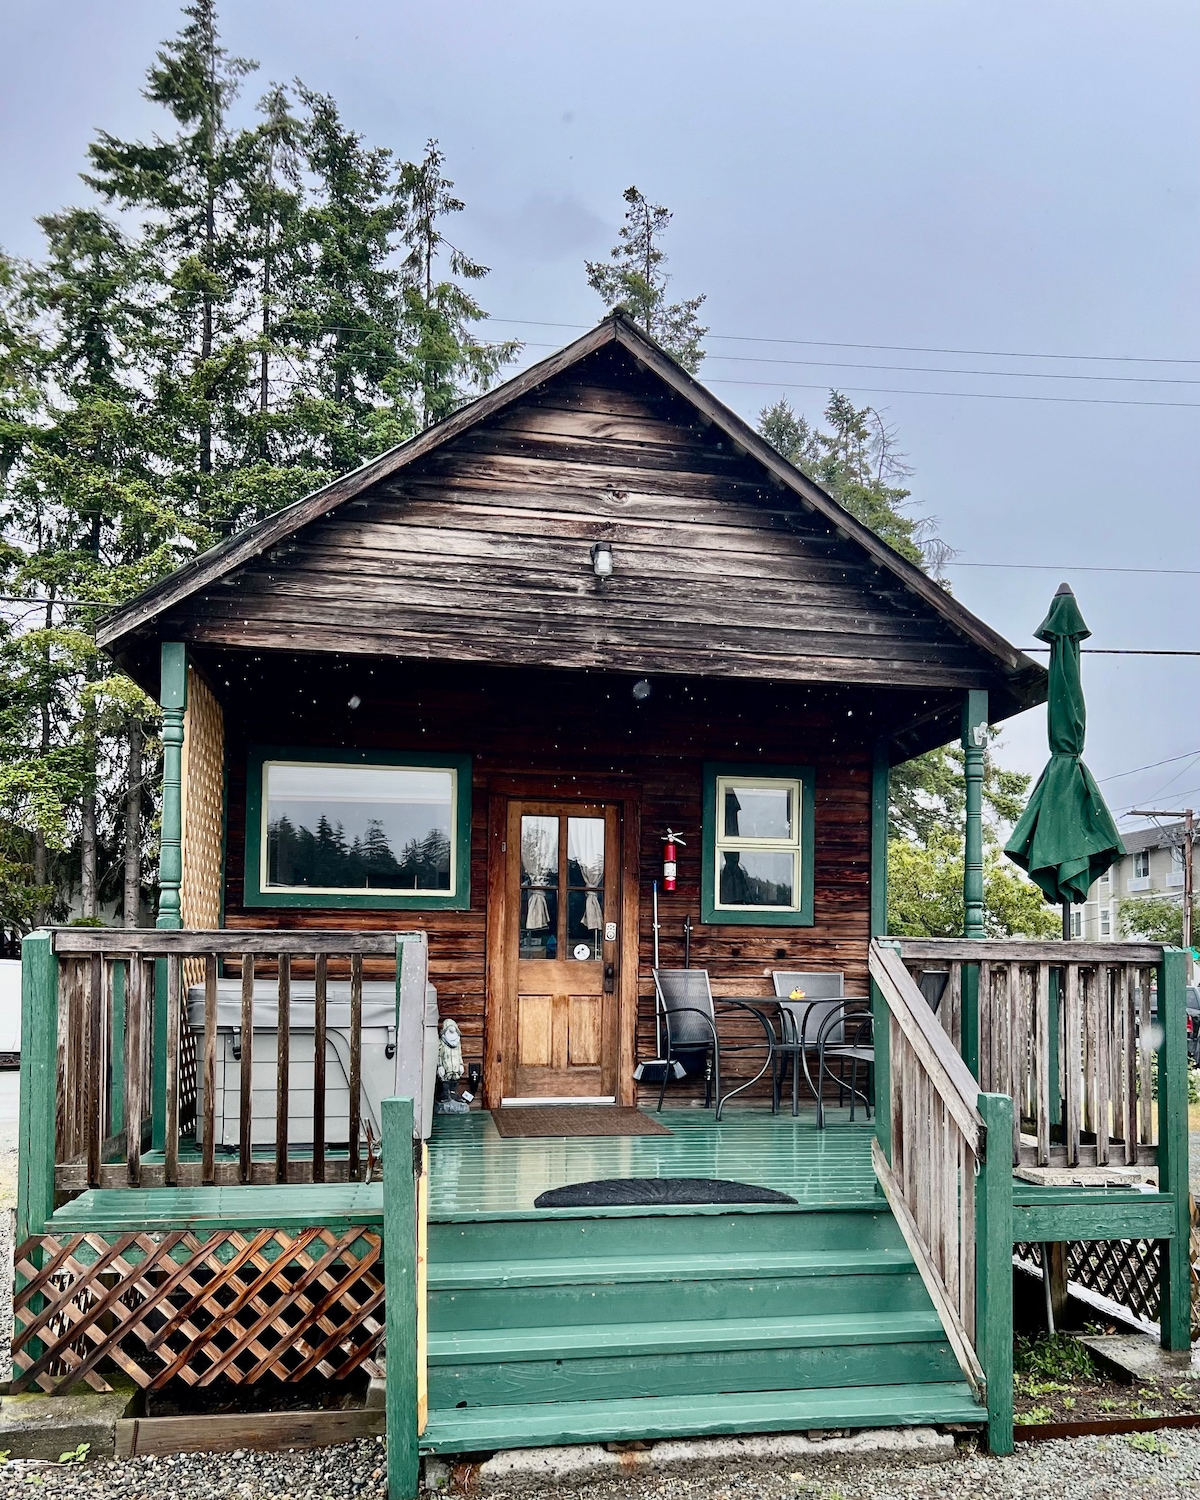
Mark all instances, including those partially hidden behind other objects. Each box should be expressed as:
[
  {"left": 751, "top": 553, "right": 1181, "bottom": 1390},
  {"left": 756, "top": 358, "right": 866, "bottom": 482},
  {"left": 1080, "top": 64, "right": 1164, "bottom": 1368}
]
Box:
[
  {"left": 12, "top": 1227, "right": 383, "bottom": 1395},
  {"left": 1016, "top": 1238, "right": 1163, "bottom": 1325}
]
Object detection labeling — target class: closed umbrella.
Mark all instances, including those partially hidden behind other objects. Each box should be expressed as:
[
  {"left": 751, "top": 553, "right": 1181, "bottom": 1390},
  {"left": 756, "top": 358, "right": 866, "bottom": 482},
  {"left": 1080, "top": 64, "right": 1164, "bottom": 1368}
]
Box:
[{"left": 1004, "top": 584, "right": 1124, "bottom": 934}]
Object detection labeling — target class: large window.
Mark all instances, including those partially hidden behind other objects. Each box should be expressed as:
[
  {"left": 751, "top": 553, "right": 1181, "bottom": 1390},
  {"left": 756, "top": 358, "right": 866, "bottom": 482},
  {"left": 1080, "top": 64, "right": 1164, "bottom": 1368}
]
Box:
[
  {"left": 701, "top": 763, "right": 815, "bottom": 926},
  {"left": 244, "top": 749, "right": 471, "bottom": 909}
]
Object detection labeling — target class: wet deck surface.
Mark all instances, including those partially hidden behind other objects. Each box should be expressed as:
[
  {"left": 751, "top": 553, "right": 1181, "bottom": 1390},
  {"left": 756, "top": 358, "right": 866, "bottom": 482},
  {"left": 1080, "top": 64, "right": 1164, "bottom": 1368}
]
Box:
[{"left": 427, "top": 1107, "right": 880, "bottom": 1220}]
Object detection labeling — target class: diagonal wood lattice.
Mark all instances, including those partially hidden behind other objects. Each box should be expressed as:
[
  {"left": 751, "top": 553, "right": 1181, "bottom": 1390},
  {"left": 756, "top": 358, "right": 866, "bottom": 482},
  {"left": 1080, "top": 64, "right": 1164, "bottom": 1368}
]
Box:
[
  {"left": 1015, "top": 1238, "right": 1162, "bottom": 1325},
  {"left": 12, "top": 1227, "right": 383, "bottom": 1394}
]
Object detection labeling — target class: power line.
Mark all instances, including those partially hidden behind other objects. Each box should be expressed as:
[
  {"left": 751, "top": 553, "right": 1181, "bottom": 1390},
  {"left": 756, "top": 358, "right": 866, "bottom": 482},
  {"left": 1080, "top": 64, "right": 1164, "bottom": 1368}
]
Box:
[
  {"left": 1023, "top": 648, "right": 1200, "bottom": 656},
  {"left": 488, "top": 317, "right": 1200, "bottom": 366},
  {"left": 1098, "top": 750, "right": 1200, "bottom": 784},
  {"left": 951, "top": 562, "right": 1200, "bottom": 576},
  {"left": 696, "top": 375, "right": 1200, "bottom": 410}
]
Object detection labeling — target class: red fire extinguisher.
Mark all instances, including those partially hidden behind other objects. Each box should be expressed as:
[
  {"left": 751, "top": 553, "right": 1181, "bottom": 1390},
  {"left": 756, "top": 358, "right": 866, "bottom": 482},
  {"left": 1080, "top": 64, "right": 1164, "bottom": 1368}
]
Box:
[{"left": 662, "top": 829, "right": 686, "bottom": 892}]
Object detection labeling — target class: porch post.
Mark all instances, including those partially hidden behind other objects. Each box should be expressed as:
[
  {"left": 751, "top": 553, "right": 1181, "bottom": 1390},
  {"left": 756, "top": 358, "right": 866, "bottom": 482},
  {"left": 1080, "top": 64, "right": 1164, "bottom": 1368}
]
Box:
[
  {"left": 16, "top": 931, "right": 58, "bottom": 1245},
  {"left": 870, "top": 741, "right": 892, "bottom": 1159},
  {"left": 960, "top": 691, "right": 988, "bottom": 1078},
  {"left": 153, "top": 643, "right": 187, "bottom": 1150},
  {"left": 976, "top": 1090, "right": 1014, "bottom": 1455},
  {"left": 383, "top": 1095, "right": 420, "bottom": 1499},
  {"left": 1156, "top": 946, "right": 1191, "bottom": 1351}
]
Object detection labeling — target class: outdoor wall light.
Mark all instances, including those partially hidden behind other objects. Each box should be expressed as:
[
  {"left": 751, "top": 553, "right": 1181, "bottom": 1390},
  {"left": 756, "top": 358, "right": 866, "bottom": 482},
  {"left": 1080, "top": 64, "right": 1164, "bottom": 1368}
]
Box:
[
  {"left": 632, "top": 679, "right": 652, "bottom": 702},
  {"left": 591, "top": 540, "right": 614, "bottom": 578}
]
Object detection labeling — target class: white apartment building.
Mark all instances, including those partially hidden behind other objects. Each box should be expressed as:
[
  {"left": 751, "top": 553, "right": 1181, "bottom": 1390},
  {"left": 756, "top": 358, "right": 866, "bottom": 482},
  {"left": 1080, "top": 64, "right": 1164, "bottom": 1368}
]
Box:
[{"left": 1070, "top": 820, "right": 1193, "bottom": 941}]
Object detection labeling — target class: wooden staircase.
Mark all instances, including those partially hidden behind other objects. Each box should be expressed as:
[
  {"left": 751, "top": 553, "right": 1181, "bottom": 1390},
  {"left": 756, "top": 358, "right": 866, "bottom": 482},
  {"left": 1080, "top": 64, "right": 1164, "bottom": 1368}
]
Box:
[{"left": 420, "top": 1204, "right": 985, "bottom": 1454}]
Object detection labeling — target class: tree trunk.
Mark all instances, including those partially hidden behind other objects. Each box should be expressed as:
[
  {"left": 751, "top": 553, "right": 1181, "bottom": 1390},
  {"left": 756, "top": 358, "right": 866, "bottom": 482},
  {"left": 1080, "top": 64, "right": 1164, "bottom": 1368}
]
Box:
[
  {"left": 123, "top": 719, "right": 144, "bottom": 928},
  {"left": 80, "top": 702, "right": 98, "bottom": 921},
  {"left": 32, "top": 832, "right": 47, "bottom": 927}
]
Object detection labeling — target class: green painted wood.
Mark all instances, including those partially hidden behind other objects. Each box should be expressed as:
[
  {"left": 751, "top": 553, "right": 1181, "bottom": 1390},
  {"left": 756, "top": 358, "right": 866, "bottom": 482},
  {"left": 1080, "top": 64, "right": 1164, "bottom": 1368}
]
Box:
[
  {"left": 16, "top": 932, "right": 59, "bottom": 1245},
  {"left": 961, "top": 690, "right": 988, "bottom": 940},
  {"left": 870, "top": 743, "right": 892, "bottom": 1160},
  {"left": 976, "top": 1091, "right": 1014, "bottom": 1456},
  {"left": 960, "top": 963, "right": 980, "bottom": 1078},
  {"left": 1012, "top": 1192, "right": 1177, "bottom": 1243},
  {"left": 49, "top": 1183, "right": 384, "bottom": 1233},
  {"left": 383, "top": 1096, "right": 419, "bottom": 1500},
  {"left": 431, "top": 1321, "right": 960, "bottom": 1408},
  {"left": 109, "top": 960, "right": 125, "bottom": 1139},
  {"left": 420, "top": 1382, "right": 984, "bottom": 1454},
  {"left": 1156, "top": 947, "right": 1191, "bottom": 1352},
  {"left": 153, "top": 643, "right": 187, "bottom": 1152},
  {"left": 426, "top": 1109, "right": 881, "bottom": 1220},
  {"left": 432, "top": 1265, "right": 931, "bottom": 1333}
]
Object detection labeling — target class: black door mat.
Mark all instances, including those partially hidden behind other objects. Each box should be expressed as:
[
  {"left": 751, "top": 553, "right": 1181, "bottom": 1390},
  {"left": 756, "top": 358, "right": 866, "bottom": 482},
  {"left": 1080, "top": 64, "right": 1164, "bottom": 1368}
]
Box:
[{"left": 534, "top": 1177, "right": 798, "bottom": 1208}]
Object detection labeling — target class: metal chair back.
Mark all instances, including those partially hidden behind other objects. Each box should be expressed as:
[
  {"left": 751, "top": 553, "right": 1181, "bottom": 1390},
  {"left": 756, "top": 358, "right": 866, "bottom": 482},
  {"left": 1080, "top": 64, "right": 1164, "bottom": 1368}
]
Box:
[
  {"left": 653, "top": 969, "right": 716, "bottom": 1048},
  {"left": 771, "top": 971, "right": 845, "bottom": 1048}
]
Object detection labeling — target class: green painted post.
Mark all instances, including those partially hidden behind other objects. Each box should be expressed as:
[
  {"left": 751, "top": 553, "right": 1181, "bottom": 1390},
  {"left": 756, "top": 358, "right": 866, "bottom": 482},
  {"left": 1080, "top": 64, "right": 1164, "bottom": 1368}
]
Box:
[
  {"left": 961, "top": 964, "right": 981, "bottom": 1079},
  {"left": 110, "top": 961, "right": 125, "bottom": 1139},
  {"left": 16, "top": 932, "right": 59, "bottom": 1246},
  {"left": 1156, "top": 947, "right": 1191, "bottom": 1351},
  {"left": 383, "top": 1096, "right": 419, "bottom": 1499},
  {"left": 962, "top": 690, "right": 988, "bottom": 941},
  {"left": 870, "top": 742, "right": 892, "bottom": 1159},
  {"left": 976, "top": 1091, "right": 1014, "bottom": 1455},
  {"left": 153, "top": 643, "right": 187, "bottom": 1150}
]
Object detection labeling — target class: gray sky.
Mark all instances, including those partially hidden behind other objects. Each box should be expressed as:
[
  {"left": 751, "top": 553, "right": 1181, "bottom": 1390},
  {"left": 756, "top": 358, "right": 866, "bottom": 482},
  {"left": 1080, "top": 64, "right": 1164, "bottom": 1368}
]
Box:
[{"left": 6, "top": 1, "right": 1199, "bottom": 832}]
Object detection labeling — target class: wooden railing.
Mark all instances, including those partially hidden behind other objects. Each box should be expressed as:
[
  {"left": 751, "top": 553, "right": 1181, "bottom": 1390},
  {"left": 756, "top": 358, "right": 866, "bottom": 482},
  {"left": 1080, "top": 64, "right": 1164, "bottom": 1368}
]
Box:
[
  {"left": 890, "top": 939, "right": 1165, "bottom": 1168},
  {"left": 40, "top": 928, "right": 430, "bottom": 1192},
  {"left": 868, "top": 941, "right": 989, "bottom": 1399}
]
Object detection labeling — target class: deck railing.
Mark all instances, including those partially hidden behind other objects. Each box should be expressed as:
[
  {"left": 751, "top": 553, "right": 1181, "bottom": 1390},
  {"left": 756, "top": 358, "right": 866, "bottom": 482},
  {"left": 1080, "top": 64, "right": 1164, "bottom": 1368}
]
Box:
[
  {"left": 889, "top": 938, "right": 1165, "bottom": 1168},
  {"left": 22, "top": 927, "right": 430, "bottom": 1204},
  {"left": 868, "top": 942, "right": 990, "bottom": 1398}
]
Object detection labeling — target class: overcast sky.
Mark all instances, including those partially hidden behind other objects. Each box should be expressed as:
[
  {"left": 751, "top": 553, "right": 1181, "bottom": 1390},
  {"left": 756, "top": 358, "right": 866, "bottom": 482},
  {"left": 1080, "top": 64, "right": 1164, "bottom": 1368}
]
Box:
[{"left": 6, "top": 1, "right": 1199, "bottom": 831}]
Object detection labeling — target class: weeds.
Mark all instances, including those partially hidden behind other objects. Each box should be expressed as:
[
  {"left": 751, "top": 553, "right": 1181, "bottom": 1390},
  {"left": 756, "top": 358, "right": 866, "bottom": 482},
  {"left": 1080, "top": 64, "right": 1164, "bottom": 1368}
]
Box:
[
  {"left": 1014, "top": 1333, "right": 1097, "bottom": 1384},
  {"left": 1128, "top": 1433, "right": 1175, "bottom": 1456}
]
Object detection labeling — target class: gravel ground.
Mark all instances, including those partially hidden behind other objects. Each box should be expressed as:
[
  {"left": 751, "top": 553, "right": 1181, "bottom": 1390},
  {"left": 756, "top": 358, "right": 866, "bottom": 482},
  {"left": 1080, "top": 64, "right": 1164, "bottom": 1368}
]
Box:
[{"left": 0, "top": 1434, "right": 1198, "bottom": 1500}]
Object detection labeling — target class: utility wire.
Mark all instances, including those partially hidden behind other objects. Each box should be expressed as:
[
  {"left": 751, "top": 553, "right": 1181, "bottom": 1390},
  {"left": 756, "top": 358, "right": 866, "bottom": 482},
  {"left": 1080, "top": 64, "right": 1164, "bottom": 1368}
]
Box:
[
  {"left": 1098, "top": 750, "right": 1200, "bottom": 784},
  {"left": 950, "top": 562, "right": 1200, "bottom": 576}
]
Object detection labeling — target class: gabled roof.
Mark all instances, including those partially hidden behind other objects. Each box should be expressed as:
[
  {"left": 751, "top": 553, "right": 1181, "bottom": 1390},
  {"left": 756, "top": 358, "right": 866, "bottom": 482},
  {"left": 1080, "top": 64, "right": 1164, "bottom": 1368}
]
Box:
[{"left": 97, "top": 311, "right": 1043, "bottom": 709}]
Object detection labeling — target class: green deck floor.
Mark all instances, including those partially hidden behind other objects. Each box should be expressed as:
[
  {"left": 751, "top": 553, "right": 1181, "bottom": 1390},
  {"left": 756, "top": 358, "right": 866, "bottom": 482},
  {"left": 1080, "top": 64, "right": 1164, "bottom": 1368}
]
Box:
[{"left": 426, "top": 1107, "right": 881, "bottom": 1220}]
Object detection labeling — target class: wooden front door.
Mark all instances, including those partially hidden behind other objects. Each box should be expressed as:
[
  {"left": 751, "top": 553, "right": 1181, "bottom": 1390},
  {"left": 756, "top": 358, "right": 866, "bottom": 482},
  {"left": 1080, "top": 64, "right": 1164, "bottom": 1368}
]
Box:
[{"left": 501, "top": 800, "right": 620, "bottom": 1102}]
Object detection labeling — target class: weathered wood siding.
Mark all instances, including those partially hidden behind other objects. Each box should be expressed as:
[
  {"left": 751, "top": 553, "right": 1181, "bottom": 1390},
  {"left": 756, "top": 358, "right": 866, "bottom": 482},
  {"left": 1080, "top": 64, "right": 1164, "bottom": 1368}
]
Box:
[
  {"left": 166, "top": 345, "right": 997, "bottom": 693},
  {"left": 216, "top": 657, "right": 877, "bottom": 1098}
]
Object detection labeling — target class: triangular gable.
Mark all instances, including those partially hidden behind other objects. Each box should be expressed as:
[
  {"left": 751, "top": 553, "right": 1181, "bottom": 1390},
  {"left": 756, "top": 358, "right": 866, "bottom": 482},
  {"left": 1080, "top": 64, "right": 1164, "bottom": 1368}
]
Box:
[{"left": 98, "top": 313, "right": 1043, "bottom": 717}]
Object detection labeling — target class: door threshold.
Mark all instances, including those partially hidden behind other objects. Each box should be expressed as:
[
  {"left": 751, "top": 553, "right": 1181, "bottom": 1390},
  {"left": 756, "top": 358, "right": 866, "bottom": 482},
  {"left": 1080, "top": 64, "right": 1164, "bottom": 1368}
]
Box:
[{"left": 499, "top": 1097, "right": 617, "bottom": 1107}]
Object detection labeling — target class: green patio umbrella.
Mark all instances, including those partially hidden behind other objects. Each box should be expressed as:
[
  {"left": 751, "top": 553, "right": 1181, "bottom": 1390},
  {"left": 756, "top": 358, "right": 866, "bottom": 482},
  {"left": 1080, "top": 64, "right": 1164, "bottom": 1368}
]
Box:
[{"left": 1004, "top": 583, "right": 1125, "bottom": 935}]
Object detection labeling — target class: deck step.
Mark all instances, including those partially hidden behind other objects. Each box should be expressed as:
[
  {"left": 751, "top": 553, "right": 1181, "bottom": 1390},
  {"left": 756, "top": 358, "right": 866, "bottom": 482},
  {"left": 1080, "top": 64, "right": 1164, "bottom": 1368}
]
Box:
[
  {"left": 430, "top": 1310, "right": 947, "bottom": 1364},
  {"left": 420, "top": 1382, "right": 985, "bottom": 1454},
  {"left": 429, "top": 1247, "right": 915, "bottom": 1291}
]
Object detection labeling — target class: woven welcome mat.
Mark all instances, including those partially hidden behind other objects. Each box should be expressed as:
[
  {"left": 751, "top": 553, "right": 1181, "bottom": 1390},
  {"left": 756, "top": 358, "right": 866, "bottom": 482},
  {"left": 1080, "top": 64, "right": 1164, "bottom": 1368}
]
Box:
[{"left": 491, "top": 1106, "right": 672, "bottom": 1138}]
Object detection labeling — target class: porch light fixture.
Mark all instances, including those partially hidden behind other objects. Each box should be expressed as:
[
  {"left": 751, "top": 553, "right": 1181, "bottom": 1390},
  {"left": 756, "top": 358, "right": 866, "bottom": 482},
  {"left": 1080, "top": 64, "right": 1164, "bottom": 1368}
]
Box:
[
  {"left": 591, "top": 540, "right": 614, "bottom": 577},
  {"left": 632, "top": 679, "right": 652, "bottom": 702}
]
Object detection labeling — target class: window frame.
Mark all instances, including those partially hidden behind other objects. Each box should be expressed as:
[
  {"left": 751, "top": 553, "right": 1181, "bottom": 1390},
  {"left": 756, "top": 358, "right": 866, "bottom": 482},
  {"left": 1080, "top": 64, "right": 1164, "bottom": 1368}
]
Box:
[
  {"left": 700, "top": 761, "right": 816, "bottom": 927},
  {"left": 243, "top": 746, "right": 472, "bottom": 910}
]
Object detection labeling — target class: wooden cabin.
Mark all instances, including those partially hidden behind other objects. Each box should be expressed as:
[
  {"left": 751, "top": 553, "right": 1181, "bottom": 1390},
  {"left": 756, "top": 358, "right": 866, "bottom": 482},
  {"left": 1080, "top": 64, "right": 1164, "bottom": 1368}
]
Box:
[{"left": 14, "top": 314, "right": 1192, "bottom": 1482}]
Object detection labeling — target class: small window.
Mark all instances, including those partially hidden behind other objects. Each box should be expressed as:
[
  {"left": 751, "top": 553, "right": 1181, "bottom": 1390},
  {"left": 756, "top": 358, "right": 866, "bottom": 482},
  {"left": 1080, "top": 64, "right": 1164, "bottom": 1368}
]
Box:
[
  {"left": 1134, "top": 850, "right": 1150, "bottom": 878},
  {"left": 1168, "top": 846, "right": 1186, "bottom": 887},
  {"left": 1070, "top": 908, "right": 1083, "bottom": 939},
  {"left": 244, "top": 749, "right": 471, "bottom": 909},
  {"left": 701, "top": 763, "right": 815, "bottom": 926},
  {"left": 1100, "top": 906, "right": 1112, "bottom": 937}
]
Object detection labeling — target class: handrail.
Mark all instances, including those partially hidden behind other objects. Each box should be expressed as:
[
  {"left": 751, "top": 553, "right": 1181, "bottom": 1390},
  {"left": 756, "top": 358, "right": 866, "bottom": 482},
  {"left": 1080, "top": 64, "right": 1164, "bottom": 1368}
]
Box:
[
  {"left": 890, "top": 937, "right": 1165, "bottom": 965},
  {"left": 869, "top": 939, "right": 986, "bottom": 1399},
  {"left": 52, "top": 928, "right": 401, "bottom": 955}
]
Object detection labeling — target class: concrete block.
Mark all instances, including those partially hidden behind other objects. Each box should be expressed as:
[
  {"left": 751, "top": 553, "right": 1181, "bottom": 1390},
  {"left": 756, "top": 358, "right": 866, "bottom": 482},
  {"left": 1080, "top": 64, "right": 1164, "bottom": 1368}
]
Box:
[
  {"left": 1080, "top": 1333, "right": 1200, "bottom": 1383},
  {"left": 0, "top": 1381, "right": 139, "bottom": 1461},
  {"left": 469, "top": 1427, "right": 954, "bottom": 1489}
]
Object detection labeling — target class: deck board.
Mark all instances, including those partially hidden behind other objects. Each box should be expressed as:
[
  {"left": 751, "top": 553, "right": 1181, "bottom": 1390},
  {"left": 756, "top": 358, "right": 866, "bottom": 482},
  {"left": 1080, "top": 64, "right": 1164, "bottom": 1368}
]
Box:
[{"left": 427, "top": 1108, "right": 880, "bottom": 1220}]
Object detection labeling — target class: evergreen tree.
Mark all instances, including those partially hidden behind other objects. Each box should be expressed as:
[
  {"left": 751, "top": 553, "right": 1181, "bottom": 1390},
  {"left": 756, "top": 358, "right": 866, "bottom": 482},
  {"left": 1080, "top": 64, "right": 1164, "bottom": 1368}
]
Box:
[{"left": 585, "top": 187, "right": 707, "bottom": 372}]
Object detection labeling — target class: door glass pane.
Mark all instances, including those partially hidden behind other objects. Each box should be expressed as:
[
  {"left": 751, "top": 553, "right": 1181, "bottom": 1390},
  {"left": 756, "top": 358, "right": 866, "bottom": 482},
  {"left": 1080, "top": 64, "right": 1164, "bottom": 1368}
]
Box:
[
  {"left": 567, "top": 818, "right": 605, "bottom": 887},
  {"left": 722, "top": 784, "right": 793, "bottom": 841},
  {"left": 265, "top": 761, "right": 453, "bottom": 892},
  {"left": 718, "top": 850, "right": 796, "bottom": 908},
  {"left": 521, "top": 816, "right": 558, "bottom": 884},
  {"left": 520, "top": 887, "right": 559, "bottom": 958}
]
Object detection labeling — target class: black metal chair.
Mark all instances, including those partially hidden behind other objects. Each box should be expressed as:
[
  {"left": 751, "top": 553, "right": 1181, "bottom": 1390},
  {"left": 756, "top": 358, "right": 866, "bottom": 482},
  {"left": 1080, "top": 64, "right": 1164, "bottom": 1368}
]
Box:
[
  {"left": 769, "top": 971, "right": 845, "bottom": 1116},
  {"left": 812, "top": 1002, "right": 875, "bottom": 1129},
  {"left": 651, "top": 969, "right": 776, "bottom": 1120}
]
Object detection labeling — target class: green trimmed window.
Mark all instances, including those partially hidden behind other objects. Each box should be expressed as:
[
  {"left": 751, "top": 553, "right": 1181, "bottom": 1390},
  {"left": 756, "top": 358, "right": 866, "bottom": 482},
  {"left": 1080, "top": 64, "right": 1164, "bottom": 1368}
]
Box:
[
  {"left": 701, "top": 763, "right": 815, "bottom": 926},
  {"left": 243, "top": 748, "right": 471, "bottom": 910}
]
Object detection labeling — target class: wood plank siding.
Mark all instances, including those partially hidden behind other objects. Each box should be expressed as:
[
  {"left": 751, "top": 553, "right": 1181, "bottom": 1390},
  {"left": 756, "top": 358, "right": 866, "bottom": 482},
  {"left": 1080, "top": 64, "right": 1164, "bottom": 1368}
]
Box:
[
  {"left": 213, "top": 656, "right": 879, "bottom": 1099},
  {"left": 140, "top": 346, "right": 1013, "bottom": 697}
]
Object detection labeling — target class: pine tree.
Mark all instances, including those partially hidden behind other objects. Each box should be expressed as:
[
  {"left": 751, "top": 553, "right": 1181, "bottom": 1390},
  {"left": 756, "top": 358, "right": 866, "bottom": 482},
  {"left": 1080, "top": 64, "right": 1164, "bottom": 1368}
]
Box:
[{"left": 585, "top": 187, "right": 707, "bottom": 372}]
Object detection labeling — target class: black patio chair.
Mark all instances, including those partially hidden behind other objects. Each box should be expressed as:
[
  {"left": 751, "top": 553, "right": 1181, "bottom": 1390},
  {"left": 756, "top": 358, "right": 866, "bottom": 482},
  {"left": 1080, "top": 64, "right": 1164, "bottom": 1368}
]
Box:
[
  {"left": 769, "top": 971, "right": 846, "bottom": 1116},
  {"left": 812, "top": 1002, "right": 875, "bottom": 1129},
  {"left": 651, "top": 969, "right": 776, "bottom": 1120}
]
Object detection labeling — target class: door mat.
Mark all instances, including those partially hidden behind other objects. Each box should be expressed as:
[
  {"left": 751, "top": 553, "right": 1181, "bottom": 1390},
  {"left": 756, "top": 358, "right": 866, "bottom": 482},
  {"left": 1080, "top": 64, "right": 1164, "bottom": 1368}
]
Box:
[
  {"left": 535, "top": 1177, "right": 798, "bottom": 1208},
  {"left": 491, "top": 1107, "right": 672, "bottom": 1139}
]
